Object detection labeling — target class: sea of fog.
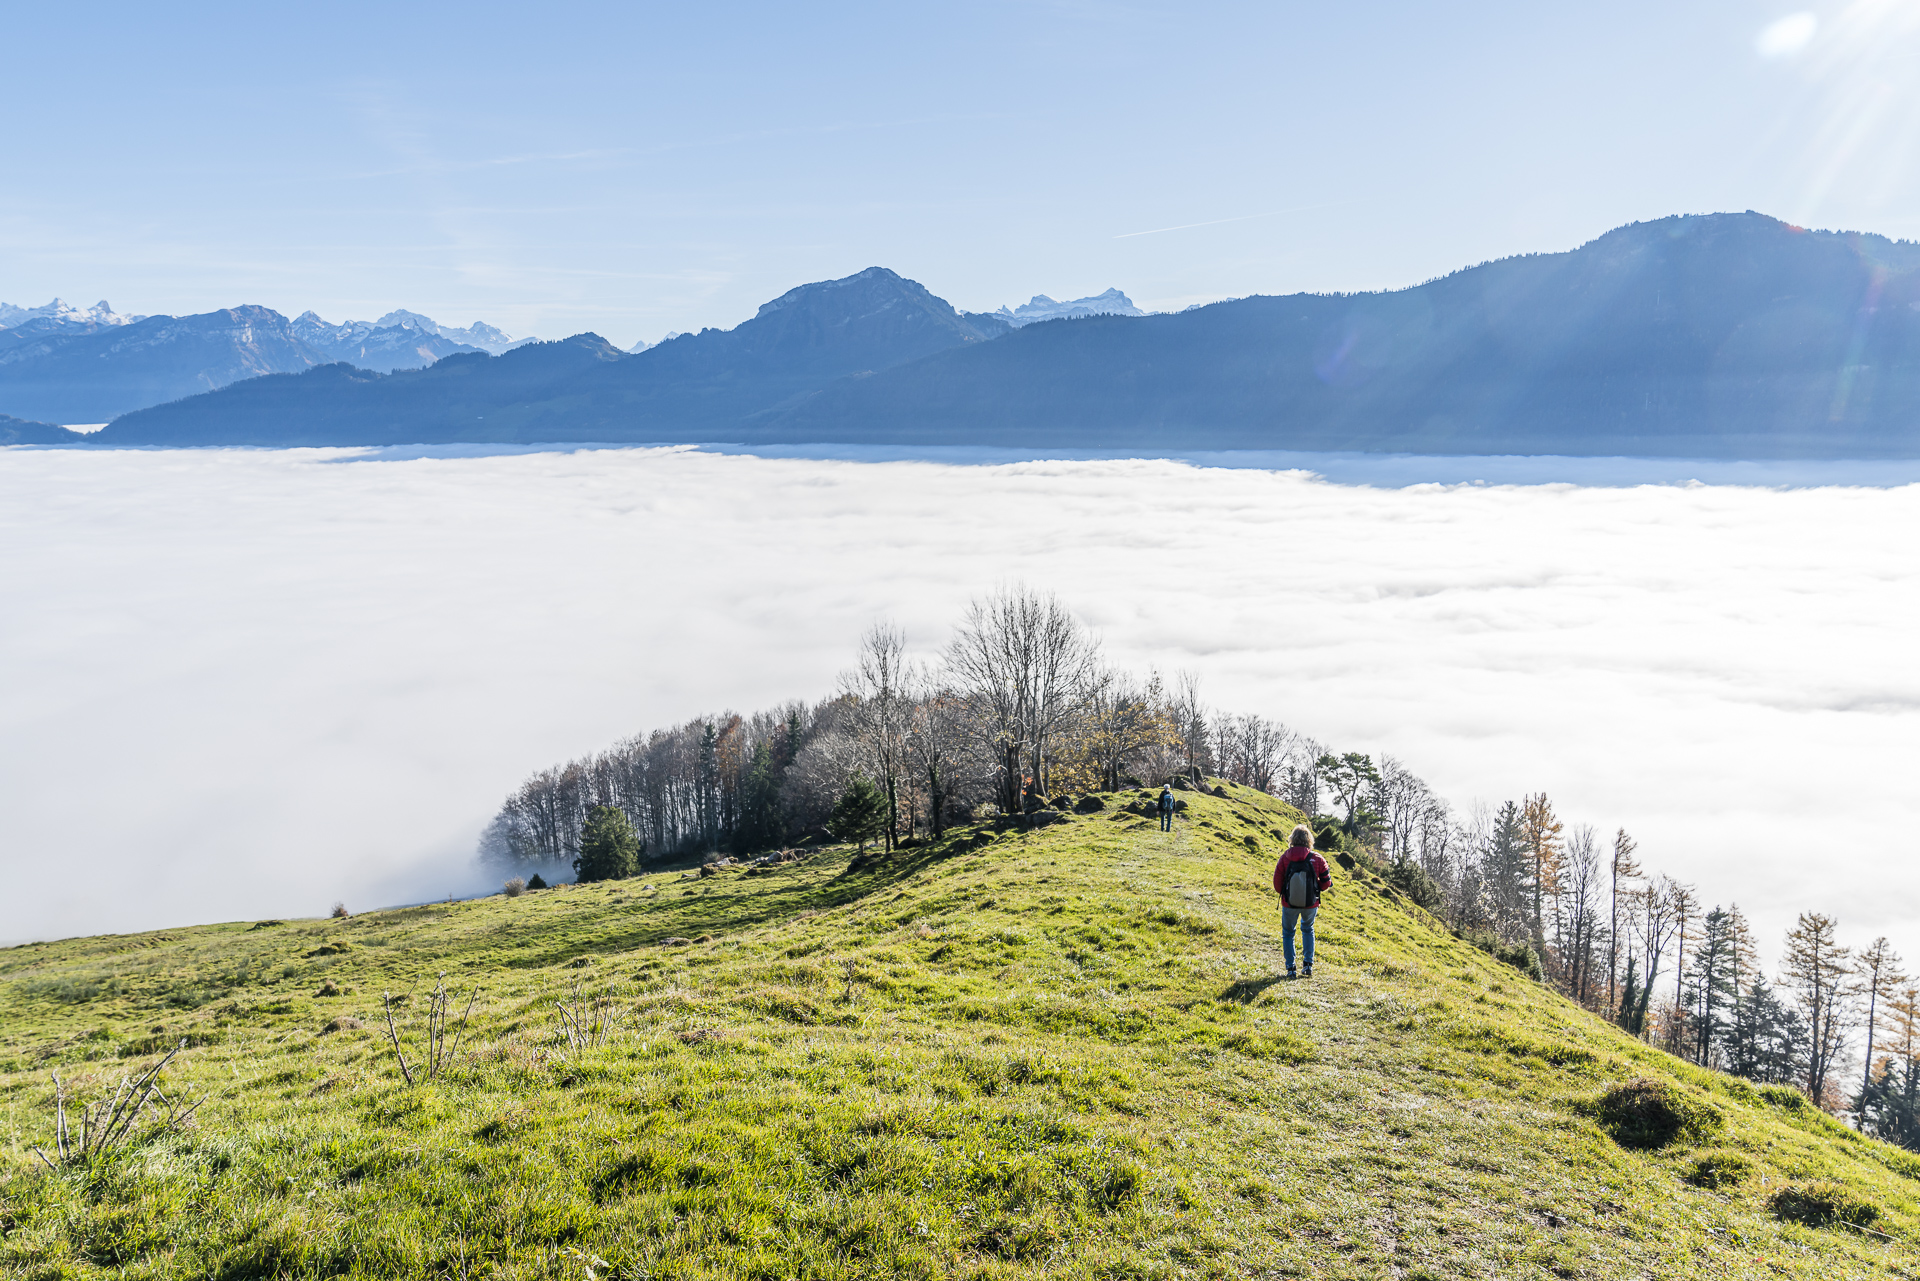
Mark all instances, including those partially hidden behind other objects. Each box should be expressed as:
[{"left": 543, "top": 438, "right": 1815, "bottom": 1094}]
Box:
[{"left": 4, "top": 443, "right": 1918, "bottom": 962}]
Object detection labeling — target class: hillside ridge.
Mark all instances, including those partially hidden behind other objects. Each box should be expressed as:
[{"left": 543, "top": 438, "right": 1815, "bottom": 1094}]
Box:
[{"left": 1, "top": 781, "right": 1912, "bottom": 1277}]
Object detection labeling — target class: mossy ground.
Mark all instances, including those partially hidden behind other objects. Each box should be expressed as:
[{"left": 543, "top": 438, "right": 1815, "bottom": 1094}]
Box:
[{"left": 1, "top": 783, "right": 1914, "bottom": 1278}]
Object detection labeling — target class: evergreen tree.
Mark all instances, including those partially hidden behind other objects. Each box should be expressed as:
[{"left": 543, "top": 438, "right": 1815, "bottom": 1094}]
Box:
[
  {"left": 829, "top": 774, "right": 889, "bottom": 853},
  {"left": 1722, "top": 975, "right": 1808, "bottom": 1086},
  {"left": 1317, "top": 752, "right": 1382, "bottom": 837},
  {"left": 1482, "top": 801, "right": 1530, "bottom": 939},
  {"left": 1857, "top": 981, "right": 1920, "bottom": 1151},
  {"left": 739, "top": 739, "right": 782, "bottom": 852},
  {"left": 698, "top": 723, "right": 721, "bottom": 851},
  {"left": 1684, "top": 905, "right": 1743, "bottom": 1066},
  {"left": 574, "top": 804, "right": 641, "bottom": 882}
]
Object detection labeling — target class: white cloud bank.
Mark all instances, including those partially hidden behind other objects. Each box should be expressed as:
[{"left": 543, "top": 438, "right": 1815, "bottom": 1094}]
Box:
[{"left": 3, "top": 446, "right": 1917, "bottom": 962}]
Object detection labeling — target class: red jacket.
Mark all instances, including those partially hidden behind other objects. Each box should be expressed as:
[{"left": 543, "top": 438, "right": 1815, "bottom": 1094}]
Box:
[{"left": 1273, "top": 849, "right": 1331, "bottom": 908}]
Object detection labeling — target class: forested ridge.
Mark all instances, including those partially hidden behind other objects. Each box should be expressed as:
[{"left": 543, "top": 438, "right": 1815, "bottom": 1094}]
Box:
[{"left": 488, "top": 588, "right": 1920, "bottom": 1153}]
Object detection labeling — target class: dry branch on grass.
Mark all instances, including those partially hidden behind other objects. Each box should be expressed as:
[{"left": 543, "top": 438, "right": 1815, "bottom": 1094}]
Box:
[
  {"left": 381, "top": 975, "right": 478, "bottom": 1086},
  {"left": 32, "top": 1043, "right": 205, "bottom": 1169},
  {"left": 555, "top": 982, "right": 625, "bottom": 1052}
]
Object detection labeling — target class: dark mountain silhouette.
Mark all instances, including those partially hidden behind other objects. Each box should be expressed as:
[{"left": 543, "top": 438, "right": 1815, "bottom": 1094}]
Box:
[
  {"left": 98, "top": 336, "right": 628, "bottom": 446},
  {"left": 101, "top": 267, "right": 1011, "bottom": 445},
  {"left": 757, "top": 215, "right": 1920, "bottom": 456},
  {"left": 0, "top": 307, "right": 330, "bottom": 423},
  {"left": 763, "top": 213, "right": 1920, "bottom": 457},
  {"left": 91, "top": 214, "right": 1920, "bottom": 456},
  {"left": 0, "top": 413, "right": 85, "bottom": 445}
]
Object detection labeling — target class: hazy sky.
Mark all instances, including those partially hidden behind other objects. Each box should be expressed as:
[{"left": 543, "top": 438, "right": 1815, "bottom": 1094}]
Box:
[
  {"left": 5, "top": 2, "right": 1918, "bottom": 347},
  {"left": 4, "top": 447, "right": 1916, "bottom": 964}
]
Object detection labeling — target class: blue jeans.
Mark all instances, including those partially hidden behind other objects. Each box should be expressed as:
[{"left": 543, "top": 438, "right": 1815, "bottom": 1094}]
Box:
[
  {"left": 1283, "top": 905, "right": 1317, "bottom": 971},
  {"left": 1159, "top": 809, "right": 1172, "bottom": 830}
]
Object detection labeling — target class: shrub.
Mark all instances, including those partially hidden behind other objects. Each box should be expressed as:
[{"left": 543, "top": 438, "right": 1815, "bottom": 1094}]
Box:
[
  {"left": 1382, "top": 859, "right": 1445, "bottom": 912},
  {"left": 330, "top": 902, "right": 350, "bottom": 919},
  {"left": 1759, "top": 1083, "right": 1810, "bottom": 1112},
  {"left": 322, "top": 1016, "right": 363, "bottom": 1034},
  {"left": 1588, "top": 1078, "right": 1722, "bottom": 1150},
  {"left": 503, "top": 877, "right": 527, "bottom": 897},
  {"left": 1768, "top": 1181, "right": 1880, "bottom": 1229},
  {"left": 1684, "top": 1149, "right": 1753, "bottom": 1189},
  {"left": 1456, "top": 928, "right": 1545, "bottom": 981},
  {"left": 527, "top": 873, "right": 549, "bottom": 890}
]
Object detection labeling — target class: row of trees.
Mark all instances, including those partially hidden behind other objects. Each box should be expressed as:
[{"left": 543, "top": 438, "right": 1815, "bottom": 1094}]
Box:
[{"left": 480, "top": 588, "right": 1919, "bottom": 1146}]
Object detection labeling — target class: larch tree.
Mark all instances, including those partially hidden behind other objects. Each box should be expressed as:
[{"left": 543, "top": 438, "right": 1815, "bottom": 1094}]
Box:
[
  {"left": 1855, "top": 937, "right": 1907, "bottom": 1105},
  {"left": 1782, "top": 912, "right": 1855, "bottom": 1106},
  {"left": 1520, "top": 793, "right": 1566, "bottom": 950},
  {"left": 1608, "top": 828, "right": 1643, "bottom": 1020}
]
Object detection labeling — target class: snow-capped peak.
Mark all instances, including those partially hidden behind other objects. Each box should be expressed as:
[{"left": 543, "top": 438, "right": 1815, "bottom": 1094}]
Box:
[{"left": 0, "top": 298, "right": 146, "bottom": 330}]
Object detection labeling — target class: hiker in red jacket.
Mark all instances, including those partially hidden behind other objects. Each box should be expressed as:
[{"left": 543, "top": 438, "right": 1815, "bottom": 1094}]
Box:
[{"left": 1274, "top": 824, "right": 1332, "bottom": 978}]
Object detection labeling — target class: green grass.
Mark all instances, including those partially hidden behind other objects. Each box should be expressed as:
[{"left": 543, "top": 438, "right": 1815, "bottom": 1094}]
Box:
[{"left": 1, "top": 782, "right": 1915, "bottom": 1278}]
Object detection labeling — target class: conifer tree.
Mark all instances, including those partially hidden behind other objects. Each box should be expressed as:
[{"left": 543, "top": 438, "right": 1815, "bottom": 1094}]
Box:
[
  {"left": 574, "top": 805, "right": 641, "bottom": 882},
  {"left": 1855, "top": 937, "right": 1907, "bottom": 1106},
  {"left": 1607, "top": 828, "right": 1642, "bottom": 1019},
  {"left": 1520, "top": 793, "right": 1564, "bottom": 950},
  {"left": 829, "top": 774, "right": 888, "bottom": 853},
  {"left": 1782, "top": 912, "right": 1854, "bottom": 1105}
]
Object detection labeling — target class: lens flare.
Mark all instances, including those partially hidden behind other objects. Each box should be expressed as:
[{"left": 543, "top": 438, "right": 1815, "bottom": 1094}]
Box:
[{"left": 1756, "top": 12, "right": 1818, "bottom": 58}]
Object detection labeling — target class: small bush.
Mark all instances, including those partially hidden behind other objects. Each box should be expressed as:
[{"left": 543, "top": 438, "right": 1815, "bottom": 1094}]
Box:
[
  {"left": 1684, "top": 1149, "right": 1753, "bottom": 1189},
  {"left": 322, "top": 1016, "right": 364, "bottom": 1034},
  {"left": 1456, "top": 929, "right": 1544, "bottom": 981},
  {"left": 1589, "top": 1078, "right": 1722, "bottom": 1150},
  {"left": 503, "top": 877, "right": 527, "bottom": 897},
  {"left": 315, "top": 981, "right": 343, "bottom": 997},
  {"left": 1759, "top": 1083, "right": 1810, "bottom": 1112},
  {"left": 1382, "top": 859, "right": 1445, "bottom": 912},
  {"left": 330, "top": 902, "right": 351, "bottom": 919},
  {"left": 1768, "top": 1181, "right": 1880, "bottom": 1229},
  {"left": 527, "top": 873, "right": 549, "bottom": 890}
]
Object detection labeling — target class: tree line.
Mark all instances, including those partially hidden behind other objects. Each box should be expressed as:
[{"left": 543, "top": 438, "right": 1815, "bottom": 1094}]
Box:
[{"left": 480, "top": 587, "right": 1920, "bottom": 1147}]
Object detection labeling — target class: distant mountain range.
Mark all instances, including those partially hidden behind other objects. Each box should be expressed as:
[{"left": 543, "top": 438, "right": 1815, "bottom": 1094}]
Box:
[
  {"left": 22, "top": 214, "right": 1920, "bottom": 457},
  {"left": 0, "top": 300, "right": 529, "bottom": 422},
  {"left": 991, "top": 288, "right": 1145, "bottom": 326}
]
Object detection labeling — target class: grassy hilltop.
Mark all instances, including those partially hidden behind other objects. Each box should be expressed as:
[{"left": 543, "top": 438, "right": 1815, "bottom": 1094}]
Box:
[{"left": 1, "top": 783, "right": 1915, "bottom": 1279}]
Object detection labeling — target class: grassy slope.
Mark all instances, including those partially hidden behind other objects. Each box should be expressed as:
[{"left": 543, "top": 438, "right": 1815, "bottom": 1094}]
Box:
[{"left": 1, "top": 783, "right": 1914, "bottom": 1279}]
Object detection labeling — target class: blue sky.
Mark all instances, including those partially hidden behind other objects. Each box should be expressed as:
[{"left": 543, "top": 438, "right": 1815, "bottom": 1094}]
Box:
[{"left": 4, "top": 1, "right": 1913, "bottom": 347}]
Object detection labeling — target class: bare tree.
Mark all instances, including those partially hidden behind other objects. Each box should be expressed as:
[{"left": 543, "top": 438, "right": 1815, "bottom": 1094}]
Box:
[
  {"left": 841, "top": 622, "right": 912, "bottom": 850},
  {"left": 945, "top": 586, "right": 1103, "bottom": 812},
  {"left": 905, "top": 666, "right": 971, "bottom": 838},
  {"left": 1559, "top": 824, "right": 1603, "bottom": 1004},
  {"left": 1376, "top": 757, "right": 1431, "bottom": 865},
  {"left": 1171, "top": 670, "right": 1209, "bottom": 782}
]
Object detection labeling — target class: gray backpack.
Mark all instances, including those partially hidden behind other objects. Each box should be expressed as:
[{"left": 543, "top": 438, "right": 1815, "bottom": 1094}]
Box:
[{"left": 1283, "top": 855, "right": 1316, "bottom": 909}]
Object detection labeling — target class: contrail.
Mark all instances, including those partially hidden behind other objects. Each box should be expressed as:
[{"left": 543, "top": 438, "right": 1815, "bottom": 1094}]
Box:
[{"left": 1113, "top": 202, "right": 1338, "bottom": 239}]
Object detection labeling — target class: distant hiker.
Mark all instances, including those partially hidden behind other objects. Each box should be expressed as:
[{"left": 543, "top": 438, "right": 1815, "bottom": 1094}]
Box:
[
  {"left": 1158, "top": 785, "right": 1176, "bottom": 831},
  {"left": 1274, "top": 825, "right": 1331, "bottom": 978}
]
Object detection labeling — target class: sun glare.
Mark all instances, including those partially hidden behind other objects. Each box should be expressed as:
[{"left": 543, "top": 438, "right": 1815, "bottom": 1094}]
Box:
[{"left": 1756, "top": 11, "right": 1818, "bottom": 56}]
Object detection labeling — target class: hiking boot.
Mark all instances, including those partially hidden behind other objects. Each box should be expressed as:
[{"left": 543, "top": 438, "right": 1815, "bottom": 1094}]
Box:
[
  {"left": 1303, "top": 965, "right": 1313, "bottom": 978},
  {"left": 1286, "top": 968, "right": 1298, "bottom": 979}
]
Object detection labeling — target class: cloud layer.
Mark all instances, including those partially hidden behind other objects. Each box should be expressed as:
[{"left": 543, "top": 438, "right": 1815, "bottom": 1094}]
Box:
[{"left": 3, "top": 446, "right": 1916, "bottom": 959}]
